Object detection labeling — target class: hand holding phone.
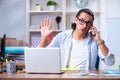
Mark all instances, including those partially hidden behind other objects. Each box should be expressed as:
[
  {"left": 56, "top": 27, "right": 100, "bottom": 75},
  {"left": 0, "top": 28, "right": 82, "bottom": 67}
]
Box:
[
  {"left": 89, "top": 26, "right": 102, "bottom": 42},
  {"left": 89, "top": 29, "right": 95, "bottom": 36}
]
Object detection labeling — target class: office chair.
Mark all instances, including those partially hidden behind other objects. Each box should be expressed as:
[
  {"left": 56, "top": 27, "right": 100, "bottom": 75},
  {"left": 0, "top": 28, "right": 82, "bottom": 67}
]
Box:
[
  {"left": 0, "top": 34, "right": 6, "bottom": 61},
  {"left": 95, "top": 55, "right": 100, "bottom": 70}
]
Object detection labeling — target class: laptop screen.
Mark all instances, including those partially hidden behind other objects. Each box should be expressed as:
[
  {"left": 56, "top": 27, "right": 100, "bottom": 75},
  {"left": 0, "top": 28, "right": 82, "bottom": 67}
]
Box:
[{"left": 25, "top": 47, "right": 62, "bottom": 73}]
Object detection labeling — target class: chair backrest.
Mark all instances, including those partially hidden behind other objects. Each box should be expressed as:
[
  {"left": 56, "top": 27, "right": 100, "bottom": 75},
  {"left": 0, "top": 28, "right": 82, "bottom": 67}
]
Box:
[
  {"left": 47, "top": 32, "right": 60, "bottom": 45},
  {"left": 0, "top": 34, "right": 6, "bottom": 61},
  {"left": 95, "top": 55, "right": 100, "bottom": 70}
]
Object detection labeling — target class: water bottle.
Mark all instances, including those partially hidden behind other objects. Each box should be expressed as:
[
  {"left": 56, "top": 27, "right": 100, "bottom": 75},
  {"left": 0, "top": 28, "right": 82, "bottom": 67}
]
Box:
[{"left": 80, "top": 63, "right": 89, "bottom": 74}]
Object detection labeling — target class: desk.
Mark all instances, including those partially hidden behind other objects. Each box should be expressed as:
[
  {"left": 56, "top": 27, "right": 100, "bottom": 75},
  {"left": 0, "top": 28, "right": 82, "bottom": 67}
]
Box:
[{"left": 0, "top": 70, "right": 120, "bottom": 80}]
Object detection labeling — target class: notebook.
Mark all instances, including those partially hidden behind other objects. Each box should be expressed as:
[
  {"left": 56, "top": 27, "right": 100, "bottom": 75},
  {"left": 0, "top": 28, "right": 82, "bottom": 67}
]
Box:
[{"left": 24, "top": 47, "right": 63, "bottom": 73}]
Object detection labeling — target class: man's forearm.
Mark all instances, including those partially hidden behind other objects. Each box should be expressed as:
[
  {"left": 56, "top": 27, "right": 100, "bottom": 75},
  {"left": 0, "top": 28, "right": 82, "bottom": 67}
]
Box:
[
  {"left": 98, "top": 40, "right": 109, "bottom": 56},
  {"left": 39, "top": 36, "right": 47, "bottom": 47}
]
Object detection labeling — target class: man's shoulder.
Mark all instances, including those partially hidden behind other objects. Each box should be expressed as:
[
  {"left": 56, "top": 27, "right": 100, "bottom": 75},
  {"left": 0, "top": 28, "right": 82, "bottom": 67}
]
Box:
[
  {"left": 60, "top": 29, "right": 73, "bottom": 35},
  {"left": 56, "top": 29, "right": 73, "bottom": 38}
]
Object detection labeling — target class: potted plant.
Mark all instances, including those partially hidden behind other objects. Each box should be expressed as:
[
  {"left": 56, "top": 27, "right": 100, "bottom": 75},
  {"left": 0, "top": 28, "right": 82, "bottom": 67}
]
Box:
[{"left": 46, "top": 0, "right": 57, "bottom": 11}]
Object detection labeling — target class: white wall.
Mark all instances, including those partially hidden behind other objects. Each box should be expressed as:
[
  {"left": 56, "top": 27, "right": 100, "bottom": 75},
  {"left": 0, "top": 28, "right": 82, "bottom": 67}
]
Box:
[
  {"left": 0, "top": 0, "right": 26, "bottom": 41},
  {"left": 100, "top": 0, "right": 120, "bottom": 70}
]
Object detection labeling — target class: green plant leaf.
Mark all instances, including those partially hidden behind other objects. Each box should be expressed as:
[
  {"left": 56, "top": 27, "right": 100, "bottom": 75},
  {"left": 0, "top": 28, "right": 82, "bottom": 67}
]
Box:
[{"left": 47, "top": 0, "right": 57, "bottom": 6}]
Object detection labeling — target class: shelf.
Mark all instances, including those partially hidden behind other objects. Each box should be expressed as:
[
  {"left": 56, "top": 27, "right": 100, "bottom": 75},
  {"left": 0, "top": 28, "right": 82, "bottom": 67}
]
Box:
[
  {"left": 27, "top": 28, "right": 62, "bottom": 32},
  {"left": 27, "top": 11, "right": 63, "bottom": 14},
  {"left": 27, "top": 28, "right": 41, "bottom": 32},
  {"left": 66, "top": 10, "right": 100, "bottom": 14},
  {"left": 1, "top": 62, "right": 25, "bottom": 67}
]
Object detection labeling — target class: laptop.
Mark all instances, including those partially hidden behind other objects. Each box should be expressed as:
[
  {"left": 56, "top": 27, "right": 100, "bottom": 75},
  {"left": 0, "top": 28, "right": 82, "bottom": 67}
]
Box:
[{"left": 24, "top": 47, "right": 63, "bottom": 73}]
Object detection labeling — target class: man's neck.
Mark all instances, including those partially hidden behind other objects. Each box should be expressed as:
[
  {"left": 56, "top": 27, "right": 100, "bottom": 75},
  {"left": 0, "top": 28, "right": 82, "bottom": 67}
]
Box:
[{"left": 72, "top": 30, "right": 87, "bottom": 40}]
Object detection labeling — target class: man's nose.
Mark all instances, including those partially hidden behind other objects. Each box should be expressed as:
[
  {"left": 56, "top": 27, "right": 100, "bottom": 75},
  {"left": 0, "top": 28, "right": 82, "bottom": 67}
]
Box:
[{"left": 81, "top": 23, "right": 87, "bottom": 29}]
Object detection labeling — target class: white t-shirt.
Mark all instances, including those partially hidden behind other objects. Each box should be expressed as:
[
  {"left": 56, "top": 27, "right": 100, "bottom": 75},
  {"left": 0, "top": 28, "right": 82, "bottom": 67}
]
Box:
[{"left": 69, "top": 38, "right": 89, "bottom": 69}]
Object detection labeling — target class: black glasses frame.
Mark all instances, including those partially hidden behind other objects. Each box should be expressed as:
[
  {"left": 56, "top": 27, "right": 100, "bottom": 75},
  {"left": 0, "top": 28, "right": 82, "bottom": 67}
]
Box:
[{"left": 77, "top": 18, "right": 93, "bottom": 26}]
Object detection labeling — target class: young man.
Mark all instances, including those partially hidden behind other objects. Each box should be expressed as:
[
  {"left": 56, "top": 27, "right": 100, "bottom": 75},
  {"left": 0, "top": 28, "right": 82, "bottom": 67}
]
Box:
[{"left": 38, "top": 8, "right": 115, "bottom": 70}]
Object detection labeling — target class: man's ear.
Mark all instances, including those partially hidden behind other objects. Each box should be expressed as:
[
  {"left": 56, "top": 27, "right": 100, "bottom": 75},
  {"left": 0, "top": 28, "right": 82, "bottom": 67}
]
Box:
[{"left": 74, "top": 18, "right": 78, "bottom": 24}]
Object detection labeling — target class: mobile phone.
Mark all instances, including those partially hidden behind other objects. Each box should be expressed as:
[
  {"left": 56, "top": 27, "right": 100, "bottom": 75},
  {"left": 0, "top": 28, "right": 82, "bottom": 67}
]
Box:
[{"left": 89, "top": 30, "right": 95, "bottom": 36}]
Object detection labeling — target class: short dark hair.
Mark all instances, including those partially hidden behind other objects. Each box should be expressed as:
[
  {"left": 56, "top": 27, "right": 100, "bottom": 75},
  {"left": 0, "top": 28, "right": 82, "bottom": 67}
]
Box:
[{"left": 71, "top": 8, "right": 94, "bottom": 30}]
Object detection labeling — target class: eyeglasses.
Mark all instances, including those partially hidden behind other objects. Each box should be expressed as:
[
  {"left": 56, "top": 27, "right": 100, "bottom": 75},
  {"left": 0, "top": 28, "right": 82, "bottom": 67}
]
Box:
[{"left": 77, "top": 18, "right": 93, "bottom": 27}]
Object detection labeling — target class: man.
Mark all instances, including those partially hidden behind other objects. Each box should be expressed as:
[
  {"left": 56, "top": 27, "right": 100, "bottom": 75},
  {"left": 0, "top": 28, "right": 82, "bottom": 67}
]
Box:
[{"left": 38, "top": 8, "right": 115, "bottom": 70}]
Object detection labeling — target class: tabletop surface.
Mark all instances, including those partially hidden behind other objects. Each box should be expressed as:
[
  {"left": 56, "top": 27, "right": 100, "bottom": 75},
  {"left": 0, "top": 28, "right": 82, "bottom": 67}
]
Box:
[{"left": 0, "top": 70, "right": 120, "bottom": 80}]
